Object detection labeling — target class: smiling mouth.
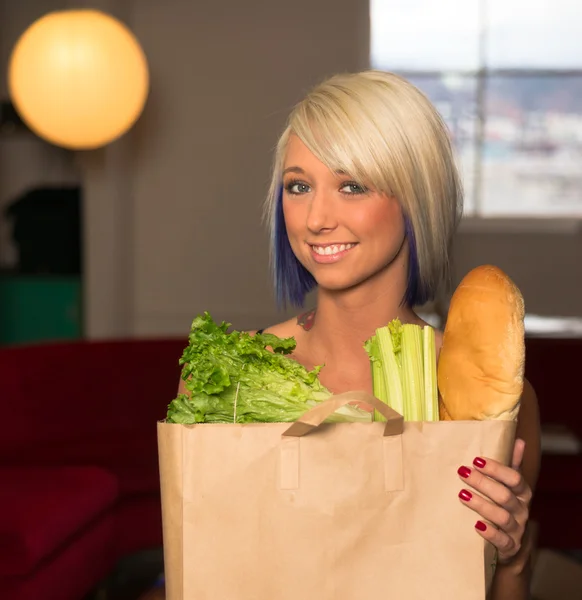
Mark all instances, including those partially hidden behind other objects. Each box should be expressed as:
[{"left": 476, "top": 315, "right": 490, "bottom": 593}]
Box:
[{"left": 309, "top": 243, "right": 357, "bottom": 257}]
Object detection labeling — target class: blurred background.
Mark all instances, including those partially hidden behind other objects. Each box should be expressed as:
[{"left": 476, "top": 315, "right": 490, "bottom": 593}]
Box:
[
  {"left": 0, "top": 1, "right": 581, "bottom": 599},
  {"left": 2, "top": 0, "right": 582, "bottom": 344}
]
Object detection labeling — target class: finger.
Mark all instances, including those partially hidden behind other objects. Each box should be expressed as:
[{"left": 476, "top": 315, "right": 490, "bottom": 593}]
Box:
[
  {"left": 457, "top": 465, "right": 523, "bottom": 511},
  {"left": 458, "top": 488, "right": 520, "bottom": 535},
  {"left": 473, "top": 519, "right": 519, "bottom": 564},
  {"left": 511, "top": 438, "right": 526, "bottom": 471},
  {"left": 467, "top": 455, "right": 530, "bottom": 499}
]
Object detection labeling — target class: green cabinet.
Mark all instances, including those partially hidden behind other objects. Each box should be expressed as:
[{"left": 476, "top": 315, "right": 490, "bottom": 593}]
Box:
[{"left": 0, "top": 274, "right": 82, "bottom": 345}]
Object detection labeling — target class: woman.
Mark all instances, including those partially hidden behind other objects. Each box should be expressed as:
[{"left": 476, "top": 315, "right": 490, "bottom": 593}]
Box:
[
  {"left": 179, "top": 70, "right": 540, "bottom": 597},
  {"left": 259, "top": 70, "right": 540, "bottom": 598}
]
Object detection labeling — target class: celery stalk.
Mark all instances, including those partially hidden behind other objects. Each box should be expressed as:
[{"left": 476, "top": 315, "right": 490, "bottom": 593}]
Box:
[
  {"left": 364, "top": 319, "right": 439, "bottom": 423},
  {"left": 364, "top": 334, "right": 389, "bottom": 421},
  {"left": 401, "top": 325, "right": 425, "bottom": 421},
  {"left": 364, "top": 328, "right": 404, "bottom": 421},
  {"left": 376, "top": 326, "right": 404, "bottom": 420},
  {"left": 423, "top": 326, "right": 439, "bottom": 421}
]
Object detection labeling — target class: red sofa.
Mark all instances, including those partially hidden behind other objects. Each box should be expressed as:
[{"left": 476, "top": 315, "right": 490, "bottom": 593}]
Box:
[
  {"left": 0, "top": 334, "right": 579, "bottom": 599},
  {"left": 0, "top": 338, "right": 185, "bottom": 600},
  {"left": 524, "top": 337, "right": 582, "bottom": 550}
]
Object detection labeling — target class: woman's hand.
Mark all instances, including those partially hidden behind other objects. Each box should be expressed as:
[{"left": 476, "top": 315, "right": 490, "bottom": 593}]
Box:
[{"left": 457, "top": 438, "right": 533, "bottom": 564}]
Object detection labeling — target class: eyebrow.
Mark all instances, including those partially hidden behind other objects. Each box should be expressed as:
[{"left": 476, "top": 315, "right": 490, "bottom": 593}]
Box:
[
  {"left": 282, "top": 166, "right": 350, "bottom": 176},
  {"left": 282, "top": 166, "right": 304, "bottom": 176}
]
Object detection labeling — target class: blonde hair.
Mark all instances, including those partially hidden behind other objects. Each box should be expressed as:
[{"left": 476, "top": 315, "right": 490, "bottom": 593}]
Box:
[{"left": 265, "top": 69, "right": 463, "bottom": 307}]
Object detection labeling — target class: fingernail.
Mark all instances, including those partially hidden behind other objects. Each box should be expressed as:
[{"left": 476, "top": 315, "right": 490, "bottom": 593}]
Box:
[
  {"left": 475, "top": 520, "right": 487, "bottom": 532},
  {"left": 473, "top": 457, "right": 486, "bottom": 468},
  {"left": 459, "top": 489, "right": 473, "bottom": 502},
  {"left": 458, "top": 466, "right": 471, "bottom": 478}
]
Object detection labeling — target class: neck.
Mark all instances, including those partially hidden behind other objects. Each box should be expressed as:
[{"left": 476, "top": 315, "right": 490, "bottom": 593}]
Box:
[
  {"left": 312, "top": 287, "right": 418, "bottom": 349},
  {"left": 304, "top": 254, "right": 423, "bottom": 363}
]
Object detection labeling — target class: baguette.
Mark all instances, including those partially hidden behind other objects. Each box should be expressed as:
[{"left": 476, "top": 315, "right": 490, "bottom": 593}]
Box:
[{"left": 437, "top": 265, "right": 525, "bottom": 421}]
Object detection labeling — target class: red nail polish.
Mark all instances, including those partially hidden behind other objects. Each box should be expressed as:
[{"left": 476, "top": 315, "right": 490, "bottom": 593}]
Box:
[
  {"left": 473, "top": 457, "right": 486, "bottom": 468},
  {"left": 475, "top": 520, "right": 487, "bottom": 532},
  {"left": 459, "top": 489, "right": 472, "bottom": 501},
  {"left": 458, "top": 466, "right": 471, "bottom": 478}
]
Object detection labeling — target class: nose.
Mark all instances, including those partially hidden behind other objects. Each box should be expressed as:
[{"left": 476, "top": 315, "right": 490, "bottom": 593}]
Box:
[{"left": 306, "top": 190, "right": 338, "bottom": 234}]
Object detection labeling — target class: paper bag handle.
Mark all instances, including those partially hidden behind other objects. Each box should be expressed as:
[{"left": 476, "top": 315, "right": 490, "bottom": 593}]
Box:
[{"left": 282, "top": 391, "right": 403, "bottom": 438}]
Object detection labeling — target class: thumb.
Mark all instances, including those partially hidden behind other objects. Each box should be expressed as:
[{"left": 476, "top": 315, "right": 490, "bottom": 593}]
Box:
[{"left": 511, "top": 438, "right": 526, "bottom": 471}]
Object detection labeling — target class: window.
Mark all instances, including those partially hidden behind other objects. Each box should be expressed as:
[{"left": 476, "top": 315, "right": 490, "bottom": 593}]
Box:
[{"left": 371, "top": 0, "right": 582, "bottom": 218}]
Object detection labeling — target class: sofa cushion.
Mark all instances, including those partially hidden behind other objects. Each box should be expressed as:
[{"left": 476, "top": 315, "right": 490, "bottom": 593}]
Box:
[
  {"left": 0, "top": 339, "right": 183, "bottom": 458},
  {"left": 2, "top": 510, "right": 116, "bottom": 600},
  {"left": 0, "top": 465, "right": 118, "bottom": 577},
  {"left": 536, "top": 456, "right": 582, "bottom": 494},
  {"left": 114, "top": 494, "right": 163, "bottom": 557},
  {"left": 8, "top": 435, "right": 161, "bottom": 496}
]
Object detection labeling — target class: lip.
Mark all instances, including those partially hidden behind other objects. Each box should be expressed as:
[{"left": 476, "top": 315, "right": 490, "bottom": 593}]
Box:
[{"left": 307, "top": 242, "right": 358, "bottom": 264}]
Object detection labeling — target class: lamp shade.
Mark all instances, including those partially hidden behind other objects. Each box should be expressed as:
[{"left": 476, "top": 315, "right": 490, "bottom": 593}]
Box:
[{"left": 8, "top": 9, "right": 149, "bottom": 150}]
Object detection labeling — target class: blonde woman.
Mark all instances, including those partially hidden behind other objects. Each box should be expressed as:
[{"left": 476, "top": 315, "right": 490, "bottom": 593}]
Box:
[{"left": 257, "top": 70, "right": 540, "bottom": 598}]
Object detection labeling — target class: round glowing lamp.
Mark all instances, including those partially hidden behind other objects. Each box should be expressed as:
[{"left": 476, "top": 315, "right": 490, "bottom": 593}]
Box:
[{"left": 8, "top": 9, "right": 149, "bottom": 149}]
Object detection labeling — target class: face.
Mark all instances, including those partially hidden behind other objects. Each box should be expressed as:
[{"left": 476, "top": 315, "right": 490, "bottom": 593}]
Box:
[{"left": 282, "top": 134, "right": 407, "bottom": 293}]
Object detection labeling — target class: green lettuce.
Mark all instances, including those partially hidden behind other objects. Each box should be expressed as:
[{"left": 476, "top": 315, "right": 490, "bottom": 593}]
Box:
[{"left": 166, "top": 312, "right": 372, "bottom": 424}]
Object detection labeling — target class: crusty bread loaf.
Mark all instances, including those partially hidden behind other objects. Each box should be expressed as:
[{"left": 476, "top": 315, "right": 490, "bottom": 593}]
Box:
[{"left": 437, "top": 265, "right": 525, "bottom": 421}]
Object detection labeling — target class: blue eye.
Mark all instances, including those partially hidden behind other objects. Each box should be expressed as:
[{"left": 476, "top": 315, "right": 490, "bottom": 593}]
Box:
[
  {"left": 340, "top": 182, "right": 367, "bottom": 195},
  {"left": 285, "top": 180, "right": 311, "bottom": 195}
]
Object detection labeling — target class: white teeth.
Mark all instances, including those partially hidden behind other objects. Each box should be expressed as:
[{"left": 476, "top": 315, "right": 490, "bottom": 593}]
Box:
[{"left": 312, "top": 243, "right": 355, "bottom": 256}]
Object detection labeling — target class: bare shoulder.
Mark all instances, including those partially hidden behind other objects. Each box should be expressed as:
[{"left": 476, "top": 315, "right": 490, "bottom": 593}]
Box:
[
  {"left": 248, "top": 316, "right": 306, "bottom": 341},
  {"left": 248, "top": 313, "right": 315, "bottom": 370},
  {"left": 249, "top": 307, "right": 315, "bottom": 338}
]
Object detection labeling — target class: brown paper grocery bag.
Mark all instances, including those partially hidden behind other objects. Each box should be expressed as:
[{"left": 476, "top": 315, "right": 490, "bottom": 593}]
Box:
[{"left": 158, "top": 391, "right": 516, "bottom": 600}]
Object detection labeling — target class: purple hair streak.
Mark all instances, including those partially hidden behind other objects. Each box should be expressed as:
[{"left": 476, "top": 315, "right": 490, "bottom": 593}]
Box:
[
  {"left": 274, "top": 186, "right": 316, "bottom": 307},
  {"left": 403, "top": 217, "right": 431, "bottom": 307}
]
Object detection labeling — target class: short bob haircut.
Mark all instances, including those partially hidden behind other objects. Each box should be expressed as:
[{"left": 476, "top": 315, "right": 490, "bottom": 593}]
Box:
[{"left": 264, "top": 70, "right": 463, "bottom": 308}]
